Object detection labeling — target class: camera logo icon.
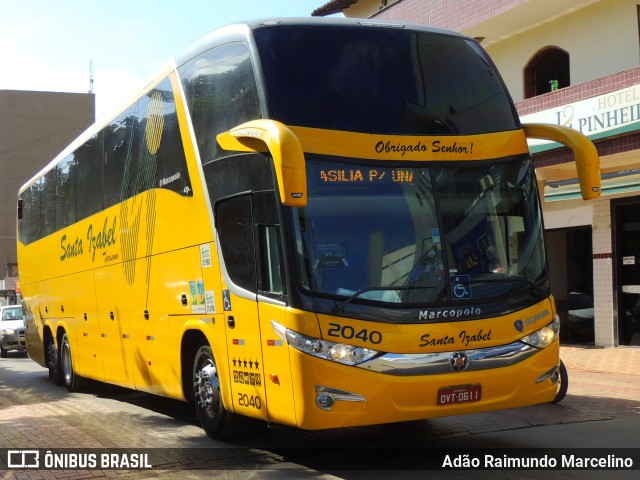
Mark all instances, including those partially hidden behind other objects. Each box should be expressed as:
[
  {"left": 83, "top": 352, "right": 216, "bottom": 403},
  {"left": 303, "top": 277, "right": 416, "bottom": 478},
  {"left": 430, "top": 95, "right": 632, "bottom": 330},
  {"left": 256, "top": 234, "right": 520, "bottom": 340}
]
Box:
[{"left": 7, "top": 450, "right": 40, "bottom": 468}]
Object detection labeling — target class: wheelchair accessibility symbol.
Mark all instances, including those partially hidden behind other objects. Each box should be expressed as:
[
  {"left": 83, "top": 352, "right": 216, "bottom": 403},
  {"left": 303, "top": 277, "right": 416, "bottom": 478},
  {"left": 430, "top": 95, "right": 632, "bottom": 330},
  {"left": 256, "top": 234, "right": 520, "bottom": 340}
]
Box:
[
  {"left": 451, "top": 275, "right": 472, "bottom": 299},
  {"left": 222, "top": 290, "right": 232, "bottom": 311}
]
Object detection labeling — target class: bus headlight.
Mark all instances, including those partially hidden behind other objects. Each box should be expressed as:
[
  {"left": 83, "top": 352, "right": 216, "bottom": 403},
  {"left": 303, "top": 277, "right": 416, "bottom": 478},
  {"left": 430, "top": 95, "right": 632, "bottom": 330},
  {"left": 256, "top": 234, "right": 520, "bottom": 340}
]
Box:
[
  {"left": 520, "top": 316, "right": 560, "bottom": 348},
  {"left": 272, "top": 320, "right": 381, "bottom": 366}
]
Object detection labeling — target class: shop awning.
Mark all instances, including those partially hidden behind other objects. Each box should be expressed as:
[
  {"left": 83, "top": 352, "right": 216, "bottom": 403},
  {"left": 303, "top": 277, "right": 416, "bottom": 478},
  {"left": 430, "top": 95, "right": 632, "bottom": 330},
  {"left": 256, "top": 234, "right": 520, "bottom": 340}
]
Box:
[
  {"left": 538, "top": 148, "right": 639, "bottom": 202},
  {"left": 544, "top": 168, "right": 640, "bottom": 201}
]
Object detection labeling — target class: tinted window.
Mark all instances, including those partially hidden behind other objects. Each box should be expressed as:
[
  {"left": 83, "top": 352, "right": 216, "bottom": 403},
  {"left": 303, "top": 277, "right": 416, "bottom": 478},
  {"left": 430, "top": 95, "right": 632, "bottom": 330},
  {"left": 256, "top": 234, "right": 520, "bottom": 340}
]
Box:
[
  {"left": 254, "top": 26, "right": 518, "bottom": 135},
  {"left": 216, "top": 195, "right": 256, "bottom": 292},
  {"left": 294, "top": 156, "right": 547, "bottom": 308},
  {"left": 20, "top": 179, "right": 41, "bottom": 244},
  {"left": 18, "top": 76, "right": 192, "bottom": 245},
  {"left": 259, "top": 224, "right": 284, "bottom": 296},
  {"left": 41, "top": 169, "right": 57, "bottom": 237},
  {"left": 252, "top": 190, "right": 284, "bottom": 297},
  {"left": 203, "top": 154, "right": 274, "bottom": 205},
  {"left": 76, "top": 133, "right": 104, "bottom": 219},
  {"left": 104, "top": 106, "right": 138, "bottom": 206},
  {"left": 179, "top": 42, "right": 262, "bottom": 164},
  {"left": 215, "top": 191, "right": 284, "bottom": 297},
  {"left": 56, "top": 154, "right": 77, "bottom": 228},
  {"left": 135, "top": 80, "right": 192, "bottom": 196}
]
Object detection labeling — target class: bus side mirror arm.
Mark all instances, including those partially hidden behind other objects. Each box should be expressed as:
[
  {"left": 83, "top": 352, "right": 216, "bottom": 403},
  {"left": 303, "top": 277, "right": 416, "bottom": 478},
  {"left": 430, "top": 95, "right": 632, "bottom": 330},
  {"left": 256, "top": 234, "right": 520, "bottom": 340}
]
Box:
[
  {"left": 522, "top": 123, "right": 601, "bottom": 200},
  {"left": 217, "top": 120, "right": 308, "bottom": 207}
]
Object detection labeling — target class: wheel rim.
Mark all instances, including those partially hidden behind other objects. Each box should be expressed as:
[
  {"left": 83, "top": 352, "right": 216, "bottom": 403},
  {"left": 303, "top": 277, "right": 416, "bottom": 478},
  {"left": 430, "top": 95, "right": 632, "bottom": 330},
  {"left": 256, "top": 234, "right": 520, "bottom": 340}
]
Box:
[
  {"left": 194, "top": 356, "right": 220, "bottom": 419},
  {"left": 61, "top": 340, "right": 72, "bottom": 384}
]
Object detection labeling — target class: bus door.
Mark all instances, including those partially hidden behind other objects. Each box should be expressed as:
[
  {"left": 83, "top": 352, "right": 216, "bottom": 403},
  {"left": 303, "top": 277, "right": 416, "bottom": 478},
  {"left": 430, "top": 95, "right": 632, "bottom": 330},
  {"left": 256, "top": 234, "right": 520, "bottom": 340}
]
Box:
[{"left": 215, "top": 192, "right": 270, "bottom": 421}]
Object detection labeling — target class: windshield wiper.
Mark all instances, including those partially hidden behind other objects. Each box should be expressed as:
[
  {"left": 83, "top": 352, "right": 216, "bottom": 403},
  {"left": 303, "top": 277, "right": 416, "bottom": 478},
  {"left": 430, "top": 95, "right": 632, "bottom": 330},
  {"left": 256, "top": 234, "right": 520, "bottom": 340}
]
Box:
[
  {"left": 464, "top": 273, "right": 546, "bottom": 295},
  {"left": 332, "top": 286, "right": 436, "bottom": 313}
]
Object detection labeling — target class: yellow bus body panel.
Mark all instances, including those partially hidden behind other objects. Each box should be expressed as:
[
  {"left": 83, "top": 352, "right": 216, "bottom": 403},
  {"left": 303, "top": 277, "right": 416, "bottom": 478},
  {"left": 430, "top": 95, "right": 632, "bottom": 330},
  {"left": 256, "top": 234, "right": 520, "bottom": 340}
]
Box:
[{"left": 317, "top": 300, "right": 554, "bottom": 354}]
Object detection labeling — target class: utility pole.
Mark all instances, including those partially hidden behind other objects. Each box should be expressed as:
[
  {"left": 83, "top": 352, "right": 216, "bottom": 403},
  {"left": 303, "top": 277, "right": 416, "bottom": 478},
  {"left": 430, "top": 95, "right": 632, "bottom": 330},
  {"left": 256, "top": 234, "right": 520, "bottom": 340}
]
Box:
[{"left": 89, "top": 59, "right": 94, "bottom": 94}]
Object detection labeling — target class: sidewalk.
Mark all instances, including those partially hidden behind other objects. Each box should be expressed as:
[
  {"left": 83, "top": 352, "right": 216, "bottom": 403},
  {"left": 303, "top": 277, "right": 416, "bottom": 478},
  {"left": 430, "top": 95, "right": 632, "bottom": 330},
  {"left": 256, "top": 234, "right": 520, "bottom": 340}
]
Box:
[{"left": 560, "top": 344, "right": 640, "bottom": 402}]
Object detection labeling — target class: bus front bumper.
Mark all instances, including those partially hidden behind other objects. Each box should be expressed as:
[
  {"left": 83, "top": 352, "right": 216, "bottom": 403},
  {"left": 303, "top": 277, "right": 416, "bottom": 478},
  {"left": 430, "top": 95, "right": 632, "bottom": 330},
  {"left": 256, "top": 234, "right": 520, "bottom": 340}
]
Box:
[{"left": 288, "top": 341, "right": 560, "bottom": 430}]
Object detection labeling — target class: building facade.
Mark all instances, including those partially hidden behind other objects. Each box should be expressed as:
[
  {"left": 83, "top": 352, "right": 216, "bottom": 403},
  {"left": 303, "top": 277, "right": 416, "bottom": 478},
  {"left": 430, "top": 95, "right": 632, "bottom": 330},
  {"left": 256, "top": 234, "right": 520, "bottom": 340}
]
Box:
[
  {"left": 0, "top": 90, "right": 94, "bottom": 304},
  {"left": 313, "top": 0, "right": 640, "bottom": 347}
]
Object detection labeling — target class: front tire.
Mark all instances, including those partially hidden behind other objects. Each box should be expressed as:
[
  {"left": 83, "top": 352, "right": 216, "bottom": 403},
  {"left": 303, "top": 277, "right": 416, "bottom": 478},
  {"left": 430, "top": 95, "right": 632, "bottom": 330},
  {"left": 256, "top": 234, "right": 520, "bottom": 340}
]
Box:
[
  {"left": 60, "top": 333, "right": 87, "bottom": 392},
  {"left": 192, "top": 345, "right": 249, "bottom": 440},
  {"left": 552, "top": 360, "right": 568, "bottom": 403}
]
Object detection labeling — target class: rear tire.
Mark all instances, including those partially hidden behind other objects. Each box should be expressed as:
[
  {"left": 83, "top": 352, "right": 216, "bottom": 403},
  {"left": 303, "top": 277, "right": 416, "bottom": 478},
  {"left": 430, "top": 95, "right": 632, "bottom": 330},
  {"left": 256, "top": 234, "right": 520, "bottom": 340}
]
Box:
[
  {"left": 552, "top": 360, "right": 568, "bottom": 404},
  {"left": 47, "top": 338, "right": 64, "bottom": 386},
  {"left": 60, "top": 333, "right": 87, "bottom": 392},
  {"left": 0, "top": 345, "right": 7, "bottom": 358},
  {"left": 192, "top": 345, "right": 249, "bottom": 440}
]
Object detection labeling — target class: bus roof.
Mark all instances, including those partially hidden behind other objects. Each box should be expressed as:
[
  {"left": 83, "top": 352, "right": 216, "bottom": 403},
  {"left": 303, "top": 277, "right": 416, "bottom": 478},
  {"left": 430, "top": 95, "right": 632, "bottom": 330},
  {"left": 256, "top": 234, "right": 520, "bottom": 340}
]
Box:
[{"left": 175, "top": 16, "right": 468, "bottom": 68}]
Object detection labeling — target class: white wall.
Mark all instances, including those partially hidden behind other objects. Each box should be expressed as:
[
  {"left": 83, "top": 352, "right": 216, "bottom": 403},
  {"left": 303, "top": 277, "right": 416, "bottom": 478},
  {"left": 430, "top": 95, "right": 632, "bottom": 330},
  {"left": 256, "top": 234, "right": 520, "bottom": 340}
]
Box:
[{"left": 486, "top": 0, "right": 640, "bottom": 102}]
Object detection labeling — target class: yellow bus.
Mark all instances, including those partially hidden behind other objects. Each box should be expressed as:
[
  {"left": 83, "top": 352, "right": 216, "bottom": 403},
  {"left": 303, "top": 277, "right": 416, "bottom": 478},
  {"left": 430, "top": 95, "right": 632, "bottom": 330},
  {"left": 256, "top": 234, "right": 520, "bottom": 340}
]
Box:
[{"left": 17, "top": 18, "right": 600, "bottom": 440}]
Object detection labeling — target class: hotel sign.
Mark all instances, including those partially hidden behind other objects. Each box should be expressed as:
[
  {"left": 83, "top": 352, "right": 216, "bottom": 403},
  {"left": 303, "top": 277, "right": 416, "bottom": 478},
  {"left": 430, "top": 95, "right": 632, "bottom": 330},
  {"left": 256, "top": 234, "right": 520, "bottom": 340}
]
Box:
[{"left": 521, "top": 83, "right": 640, "bottom": 151}]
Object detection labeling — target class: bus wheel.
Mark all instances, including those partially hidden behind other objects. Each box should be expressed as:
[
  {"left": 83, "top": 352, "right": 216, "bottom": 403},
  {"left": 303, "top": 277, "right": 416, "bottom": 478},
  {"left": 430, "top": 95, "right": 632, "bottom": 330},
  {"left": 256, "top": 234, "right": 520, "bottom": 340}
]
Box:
[
  {"left": 47, "top": 338, "right": 64, "bottom": 386},
  {"left": 193, "top": 345, "right": 249, "bottom": 440},
  {"left": 552, "top": 360, "right": 568, "bottom": 404},
  {"left": 60, "top": 333, "right": 87, "bottom": 392}
]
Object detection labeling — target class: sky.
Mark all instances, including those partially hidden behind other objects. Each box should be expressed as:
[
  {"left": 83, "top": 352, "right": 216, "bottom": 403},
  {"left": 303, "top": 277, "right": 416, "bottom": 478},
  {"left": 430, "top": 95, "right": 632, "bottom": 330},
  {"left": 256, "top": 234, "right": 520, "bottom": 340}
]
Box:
[{"left": 0, "top": 0, "right": 336, "bottom": 119}]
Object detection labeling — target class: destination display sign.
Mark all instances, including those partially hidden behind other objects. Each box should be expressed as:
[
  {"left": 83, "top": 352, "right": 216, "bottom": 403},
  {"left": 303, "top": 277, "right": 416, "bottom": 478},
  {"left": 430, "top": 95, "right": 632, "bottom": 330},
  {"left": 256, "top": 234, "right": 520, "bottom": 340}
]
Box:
[{"left": 318, "top": 167, "right": 416, "bottom": 184}]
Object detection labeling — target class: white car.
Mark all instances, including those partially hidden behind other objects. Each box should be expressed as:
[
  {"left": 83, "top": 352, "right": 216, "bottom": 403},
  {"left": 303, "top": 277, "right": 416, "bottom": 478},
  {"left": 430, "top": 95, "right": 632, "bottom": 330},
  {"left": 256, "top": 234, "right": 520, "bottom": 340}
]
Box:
[{"left": 0, "top": 305, "right": 25, "bottom": 358}]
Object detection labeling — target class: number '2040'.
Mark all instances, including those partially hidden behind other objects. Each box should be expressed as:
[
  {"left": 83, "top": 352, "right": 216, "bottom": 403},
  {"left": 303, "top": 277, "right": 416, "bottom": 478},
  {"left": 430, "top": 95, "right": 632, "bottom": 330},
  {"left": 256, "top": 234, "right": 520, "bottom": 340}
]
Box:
[{"left": 327, "top": 322, "right": 382, "bottom": 344}]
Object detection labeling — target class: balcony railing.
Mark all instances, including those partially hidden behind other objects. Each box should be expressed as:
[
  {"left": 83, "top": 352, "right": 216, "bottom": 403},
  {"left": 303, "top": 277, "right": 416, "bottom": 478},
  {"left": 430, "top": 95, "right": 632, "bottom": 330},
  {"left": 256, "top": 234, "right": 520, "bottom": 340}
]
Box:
[{"left": 516, "top": 67, "right": 640, "bottom": 116}]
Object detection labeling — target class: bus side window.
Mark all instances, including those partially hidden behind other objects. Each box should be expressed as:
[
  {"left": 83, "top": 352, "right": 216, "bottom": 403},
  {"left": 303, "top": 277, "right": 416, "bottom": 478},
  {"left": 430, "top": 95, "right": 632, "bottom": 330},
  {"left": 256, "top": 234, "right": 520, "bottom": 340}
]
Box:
[
  {"left": 179, "top": 42, "right": 262, "bottom": 164},
  {"left": 76, "top": 132, "right": 104, "bottom": 219},
  {"left": 41, "top": 169, "right": 57, "bottom": 237},
  {"left": 56, "top": 154, "right": 77, "bottom": 229},
  {"left": 18, "top": 182, "right": 41, "bottom": 245},
  {"left": 258, "top": 225, "right": 284, "bottom": 296},
  {"left": 215, "top": 194, "right": 257, "bottom": 293},
  {"left": 253, "top": 190, "right": 285, "bottom": 299},
  {"left": 104, "top": 106, "right": 138, "bottom": 206},
  {"left": 215, "top": 190, "right": 285, "bottom": 299}
]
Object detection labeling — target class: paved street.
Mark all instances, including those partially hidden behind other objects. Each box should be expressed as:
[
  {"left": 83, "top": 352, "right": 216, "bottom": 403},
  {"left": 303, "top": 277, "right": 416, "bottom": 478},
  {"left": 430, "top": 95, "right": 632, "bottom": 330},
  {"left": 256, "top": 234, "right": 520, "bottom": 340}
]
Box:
[{"left": 0, "top": 345, "right": 639, "bottom": 479}]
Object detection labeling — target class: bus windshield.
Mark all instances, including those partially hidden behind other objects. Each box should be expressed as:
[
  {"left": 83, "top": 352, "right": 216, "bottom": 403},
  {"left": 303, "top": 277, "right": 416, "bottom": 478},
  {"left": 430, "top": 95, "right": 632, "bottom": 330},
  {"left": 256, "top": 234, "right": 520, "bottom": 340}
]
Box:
[
  {"left": 294, "top": 156, "right": 547, "bottom": 307},
  {"left": 254, "top": 24, "right": 519, "bottom": 135}
]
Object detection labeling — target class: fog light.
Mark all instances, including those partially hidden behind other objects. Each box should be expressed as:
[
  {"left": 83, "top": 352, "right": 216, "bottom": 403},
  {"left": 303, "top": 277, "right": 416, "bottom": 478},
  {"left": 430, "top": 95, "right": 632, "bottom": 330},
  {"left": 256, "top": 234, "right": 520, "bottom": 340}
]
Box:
[
  {"left": 315, "top": 385, "right": 367, "bottom": 411},
  {"left": 316, "top": 394, "right": 335, "bottom": 410},
  {"left": 536, "top": 365, "right": 558, "bottom": 383}
]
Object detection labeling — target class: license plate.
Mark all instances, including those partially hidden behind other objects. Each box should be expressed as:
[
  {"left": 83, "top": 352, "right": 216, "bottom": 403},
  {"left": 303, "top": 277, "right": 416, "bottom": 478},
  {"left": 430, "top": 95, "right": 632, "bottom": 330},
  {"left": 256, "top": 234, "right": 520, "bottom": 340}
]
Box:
[{"left": 437, "top": 384, "right": 482, "bottom": 405}]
